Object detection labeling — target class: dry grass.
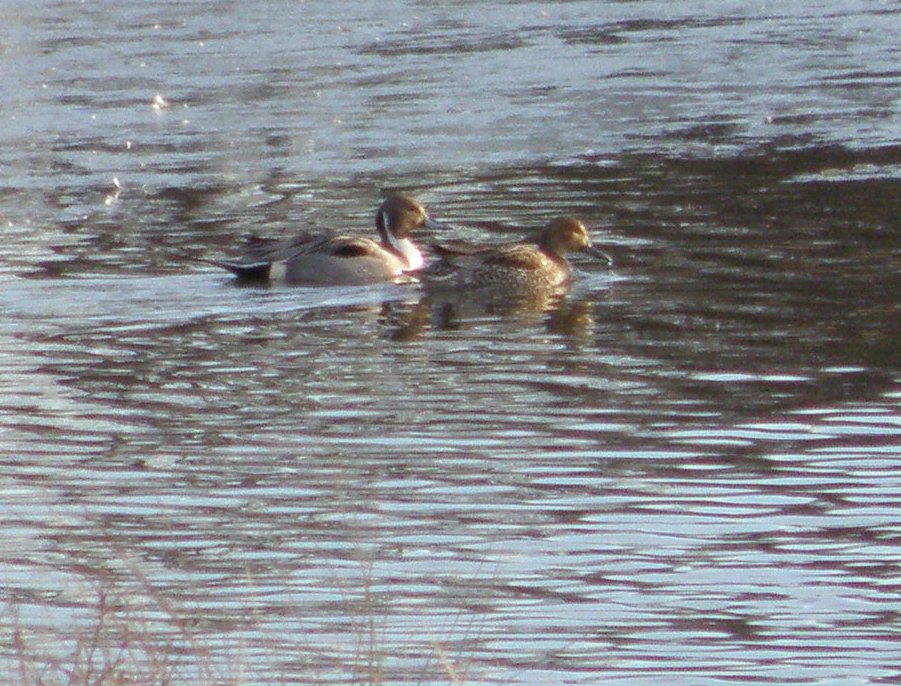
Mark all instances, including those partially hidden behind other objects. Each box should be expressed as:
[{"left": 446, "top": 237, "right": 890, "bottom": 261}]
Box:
[
  {"left": 3, "top": 588, "right": 218, "bottom": 686},
  {"left": 3, "top": 562, "right": 475, "bottom": 686},
  {"left": 328, "top": 554, "right": 476, "bottom": 686}
]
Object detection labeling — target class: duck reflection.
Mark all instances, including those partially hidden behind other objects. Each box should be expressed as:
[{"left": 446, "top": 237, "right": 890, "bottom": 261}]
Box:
[{"left": 377, "top": 288, "right": 597, "bottom": 343}]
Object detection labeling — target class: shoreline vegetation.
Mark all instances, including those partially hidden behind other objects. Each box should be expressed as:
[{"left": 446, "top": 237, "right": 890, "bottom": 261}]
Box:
[{"left": 3, "top": 561, "right": 471, "bottom": 686}]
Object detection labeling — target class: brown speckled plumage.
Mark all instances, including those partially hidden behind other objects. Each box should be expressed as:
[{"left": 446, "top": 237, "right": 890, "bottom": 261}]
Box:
[{"left": 425, "top": 217, "right": 610, "bottom": 292}]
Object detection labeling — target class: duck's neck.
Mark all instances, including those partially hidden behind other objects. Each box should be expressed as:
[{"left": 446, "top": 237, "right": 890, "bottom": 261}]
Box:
[
  {"left": 539, "top": 244, "right": 568, "bottom": 266},
  {"left": 390, "top": 236, "right": 424, "bottom": 270},
  {"left": 378, "top": 211, "right": 424, "bottom": 270}
]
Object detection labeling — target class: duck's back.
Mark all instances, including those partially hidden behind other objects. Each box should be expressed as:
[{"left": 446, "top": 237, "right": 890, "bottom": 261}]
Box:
[
  {"left": 220, "top": 232, "right": 407, "bottom": 285},
  {"left": 427, "top": 241, "right": 570, "bottom": 290}
]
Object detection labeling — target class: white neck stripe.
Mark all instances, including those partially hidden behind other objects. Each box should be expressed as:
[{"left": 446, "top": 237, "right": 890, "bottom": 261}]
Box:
[{"left": 387, "top": 233, "right": 424, "bottom": 270}]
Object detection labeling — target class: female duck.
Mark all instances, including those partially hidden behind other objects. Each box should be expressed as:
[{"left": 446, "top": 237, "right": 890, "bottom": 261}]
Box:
[
  {"left": 212, "top": 195, "right": 445, "bottom": 285},
  {"left": 424, "top": 216, "right": 612, "bottom": 291}
]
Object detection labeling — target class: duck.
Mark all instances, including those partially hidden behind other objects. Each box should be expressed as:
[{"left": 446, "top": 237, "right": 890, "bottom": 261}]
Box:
[
  {"left": 210, "top": 195, "right": 447, "bottom": 285},
  {"left": 423, "top": 216, "right": 612, "bottom": 291}
]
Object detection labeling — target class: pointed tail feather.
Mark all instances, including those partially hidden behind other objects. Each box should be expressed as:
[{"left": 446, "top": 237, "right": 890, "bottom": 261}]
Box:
[{"left": 198, "top": 258, "right": 272, "bottom": 281}]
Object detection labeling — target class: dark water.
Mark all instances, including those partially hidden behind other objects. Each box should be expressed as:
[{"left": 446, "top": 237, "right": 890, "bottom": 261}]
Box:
[{"left": 1, "top": 1, "right": 899, "bottom": 684}]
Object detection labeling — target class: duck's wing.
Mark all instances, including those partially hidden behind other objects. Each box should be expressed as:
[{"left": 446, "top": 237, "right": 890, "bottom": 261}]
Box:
[
  {"left": 240, "top": 232, "right": 379, "bottom": 261},
  {"left": 478, "top": 244, "right": 550, "bottom": 271},
  {"left": 208, "top": 233, "right": 386, "bottom": 281},
  {"left": 433, "top": 242, "right": 548, "bottom": 271}
]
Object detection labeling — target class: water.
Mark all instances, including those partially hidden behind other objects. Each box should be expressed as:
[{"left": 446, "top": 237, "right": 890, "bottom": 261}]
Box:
[{"left": 1, "top": 1, "right": 899, "bottom": 684}]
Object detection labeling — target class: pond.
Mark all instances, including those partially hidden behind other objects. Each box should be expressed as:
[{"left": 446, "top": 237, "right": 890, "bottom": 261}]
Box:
[{"left": 1, "top": 1, "right": 899, "bottom": 684}]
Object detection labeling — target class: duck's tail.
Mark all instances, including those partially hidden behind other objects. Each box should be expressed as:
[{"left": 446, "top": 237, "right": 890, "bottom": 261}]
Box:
[{"left": 196, "top": 257, "right": 272, "bottom": 281}]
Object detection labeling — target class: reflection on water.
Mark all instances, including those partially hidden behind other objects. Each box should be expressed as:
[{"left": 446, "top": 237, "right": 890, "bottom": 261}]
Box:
[{"left": 2, "top": 0, "right": 900, "bottom": 684}]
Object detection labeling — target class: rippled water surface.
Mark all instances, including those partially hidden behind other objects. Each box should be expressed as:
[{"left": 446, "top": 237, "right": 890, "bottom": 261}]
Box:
[{"left": 1, "top": 1, "right": 899, "bottom": 684}]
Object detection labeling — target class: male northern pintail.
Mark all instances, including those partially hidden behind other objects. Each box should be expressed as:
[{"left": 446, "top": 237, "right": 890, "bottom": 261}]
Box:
[
  {"left": 211, "top": 195, "right": 447, "bottom": 285},
  {"left": 423, "top": 216, "right": 612, "bottom": 291}
]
